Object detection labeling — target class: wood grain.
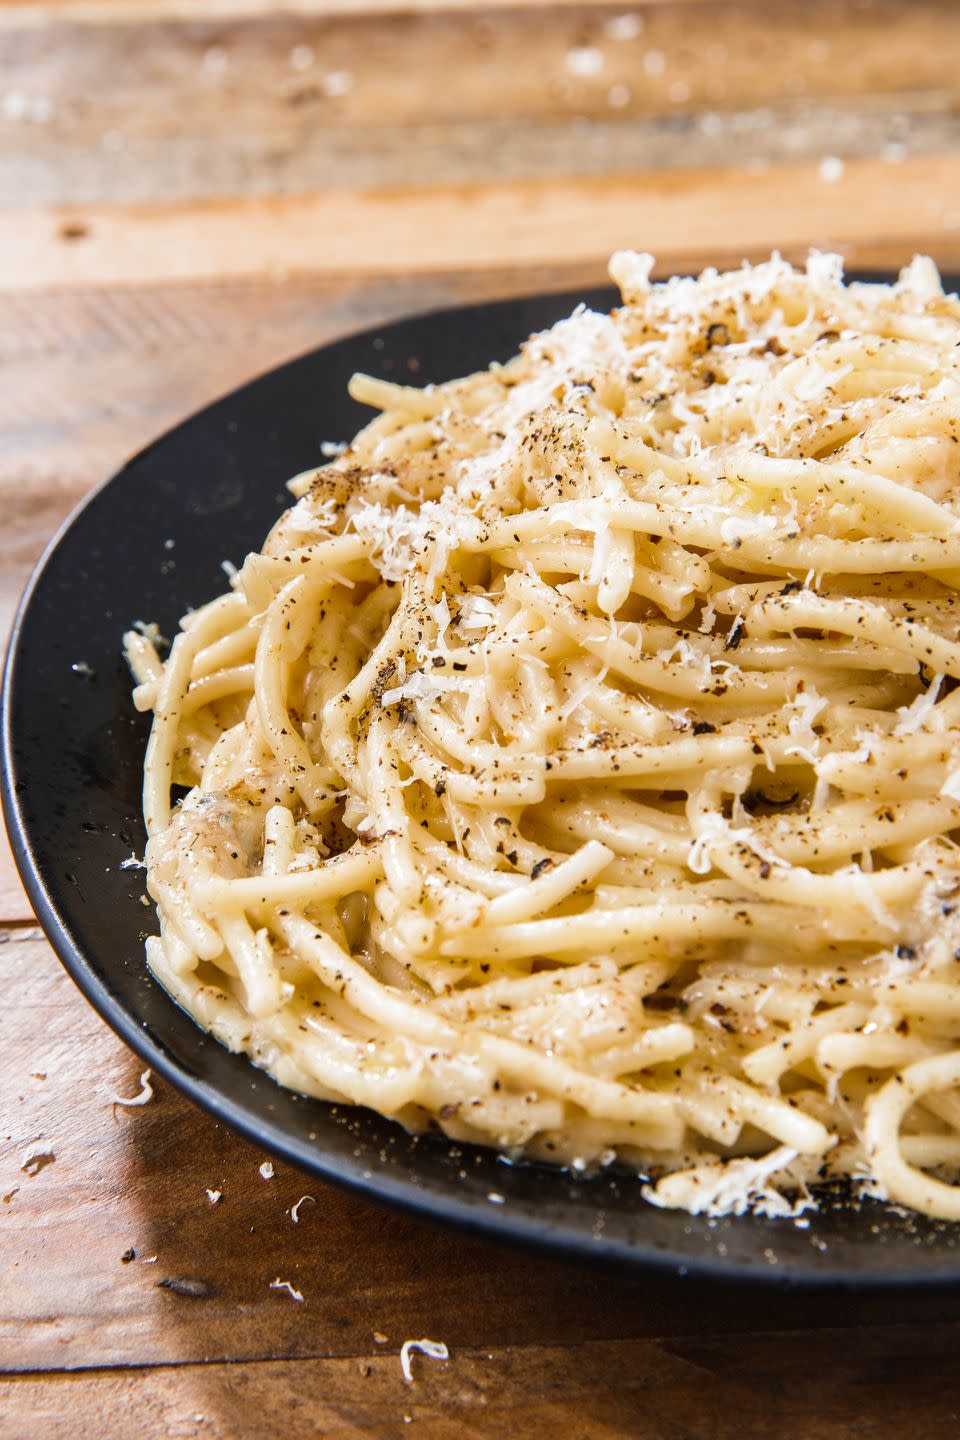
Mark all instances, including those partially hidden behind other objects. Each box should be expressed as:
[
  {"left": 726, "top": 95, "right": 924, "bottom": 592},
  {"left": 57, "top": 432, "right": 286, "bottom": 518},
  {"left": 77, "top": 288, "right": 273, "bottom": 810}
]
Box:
[
  {"left": 5, "top": 1327, "right": 960, "bottom": 1440},
  {"left": 0, "top": 0, "right": 745, "bottom": 22},
  {"left": 5, "top": 154, "right": 960, "bottom": 292},
  {"left": 1, "top": 2, "right": 956, "bottom": 207}
]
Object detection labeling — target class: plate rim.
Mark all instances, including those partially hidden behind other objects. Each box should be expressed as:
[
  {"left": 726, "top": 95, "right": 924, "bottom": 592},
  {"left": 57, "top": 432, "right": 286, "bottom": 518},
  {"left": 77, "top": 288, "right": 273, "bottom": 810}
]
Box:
[{"left": 6, "top": 281, "right": 960, "bottom": 1289}]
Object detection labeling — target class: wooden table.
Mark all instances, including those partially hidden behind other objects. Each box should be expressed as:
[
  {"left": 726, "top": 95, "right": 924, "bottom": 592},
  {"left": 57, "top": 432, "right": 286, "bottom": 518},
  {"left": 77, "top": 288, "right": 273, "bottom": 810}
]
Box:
[{"left": 4, "top": 1, "right": 960, "bottom": 1434}]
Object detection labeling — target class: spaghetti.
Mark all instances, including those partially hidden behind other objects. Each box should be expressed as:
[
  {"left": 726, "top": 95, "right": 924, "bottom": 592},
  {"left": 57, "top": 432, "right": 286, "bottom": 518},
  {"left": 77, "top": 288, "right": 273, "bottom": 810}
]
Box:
[{"left": 127, "top": 252, "right": 960, "bottom": 1220}]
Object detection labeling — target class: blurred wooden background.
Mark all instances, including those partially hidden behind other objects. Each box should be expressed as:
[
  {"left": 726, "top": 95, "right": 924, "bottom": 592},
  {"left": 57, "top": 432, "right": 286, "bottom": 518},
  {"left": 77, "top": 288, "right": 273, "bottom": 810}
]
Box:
[{"left": 4, "top": 2, "right": 960, "bottom": 1436}]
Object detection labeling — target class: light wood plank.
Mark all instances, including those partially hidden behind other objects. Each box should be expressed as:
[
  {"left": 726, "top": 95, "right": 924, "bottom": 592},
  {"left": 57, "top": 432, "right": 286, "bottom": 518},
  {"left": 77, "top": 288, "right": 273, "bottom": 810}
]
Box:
[
  {"left": 0, "top": 156, "right": 956, "bottom": 292},
  {"left": 0, "top": 2, "right": 956, "bottom": 208},
  {"left": 0, "top": 0, "right": 719, "bottom": 26},
  {"left": 7, "top": 103, "right": 954, "bottom": 215}
]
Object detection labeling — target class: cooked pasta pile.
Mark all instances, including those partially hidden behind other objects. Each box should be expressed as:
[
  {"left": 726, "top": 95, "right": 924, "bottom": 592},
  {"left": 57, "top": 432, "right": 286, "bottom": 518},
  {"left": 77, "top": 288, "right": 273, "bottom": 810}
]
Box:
[{"left": 127, "top": 252, "right": 960, "bottom": 1220}]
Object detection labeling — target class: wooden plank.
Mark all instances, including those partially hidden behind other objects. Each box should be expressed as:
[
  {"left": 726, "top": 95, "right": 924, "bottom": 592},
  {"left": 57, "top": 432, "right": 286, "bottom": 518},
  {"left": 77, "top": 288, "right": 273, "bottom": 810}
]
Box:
[
  {"left": 0, "top": 3, "right": 956, "bottom": 208},
  {"left": 4, "top": 1328, "right": 960, "bottom": 1439},
  {"left": 7, "top": 101, "right": 954, "bottom": 215},
  {"left": 4, "top": 929, "right": 960, "bottom": 1377},
  {"left": 0, "top": 0, "right": 721, "bottom": 26},
  {"left": 2, "top": 155, "right": 958, "bottom": 293}
]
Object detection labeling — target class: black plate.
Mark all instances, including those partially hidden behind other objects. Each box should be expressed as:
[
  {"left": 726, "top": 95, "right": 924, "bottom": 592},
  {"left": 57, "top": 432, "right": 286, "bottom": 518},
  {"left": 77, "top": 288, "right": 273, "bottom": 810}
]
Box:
[{"left": 6, "top": 282, "right": 960, "bottom": 1287}]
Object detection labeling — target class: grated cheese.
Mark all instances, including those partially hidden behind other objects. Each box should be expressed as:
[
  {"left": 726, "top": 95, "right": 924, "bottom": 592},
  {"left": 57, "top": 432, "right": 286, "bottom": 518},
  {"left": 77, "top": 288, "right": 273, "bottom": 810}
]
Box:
[
  {"left": 400, "top": 1338, "right": 449, "bottom": 1384},
  {"left": 269, "top": 1278, "right": 304, "bottom": 1302},
  {"left": 644, "top": 1146, "right": 813, "bottom": 1219},
  {"left": 806, "top": 250, "right": 845, "bottom": 289},
  {"left": 20, "top": 1146, "right": 56, "bottom": 1176},
  {"left": 109, "top": 1070, "right": 154, "bottom": 1107},
  {"left": 784, "top": 688, "right": 828, "bottom": 764},
  {"left": 896, "top": 674, "right": 944, "bottom": 735},
  {"left": 350, "top": 490, "right": 477, "bottom": 584},
  {"left": 290, "top": 1195, "right": 316, "bottom": 1223},
  {"left": 719, "top": 512, "right": 779, "bottom": 547},
  {"left": 686, "top": 815, "right": 761, "bottom": 876},
  {"left": 897, "top": 254, "right": 944, "bottom": 303},
  {"left": 380, "top": 670, "right": 471, "bottom": 710}
]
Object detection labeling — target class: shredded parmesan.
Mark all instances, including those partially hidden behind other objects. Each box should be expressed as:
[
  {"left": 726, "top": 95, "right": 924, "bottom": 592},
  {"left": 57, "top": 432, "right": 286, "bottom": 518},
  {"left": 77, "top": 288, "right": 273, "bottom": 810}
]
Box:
[
  {"left": 109, "top": 1070, "right": 154, "bottom": 1107},
  {"left": 269, "top": 1278, "right": 304, "bottom": 1302},
  {"left": 400, "top": 1338, "right": 449, "bottom": 1384},
  {"left": 20, "top": 1146, "right": 56, "bottom": 1176},
  {"left": 290, "top": 1195, "right": 316, "bottom": 1223},
  {"left": 645, "top": 1147, "right": 813, "bottom": 1219},
  {"left": 783, "top": 688, "right": 828, "bottom": 764},
  {"left": 897, "top": 674, "right": 945, "bottom": 735},
  {"left": 940, "top": 769, "right": 960, "bottom": 801}
]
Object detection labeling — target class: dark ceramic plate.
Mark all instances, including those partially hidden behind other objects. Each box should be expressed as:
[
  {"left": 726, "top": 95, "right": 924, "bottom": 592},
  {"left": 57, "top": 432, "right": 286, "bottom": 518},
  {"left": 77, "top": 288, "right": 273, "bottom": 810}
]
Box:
[{"left": 6, "top": 282, "right": 960, "bottom": 1287}]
